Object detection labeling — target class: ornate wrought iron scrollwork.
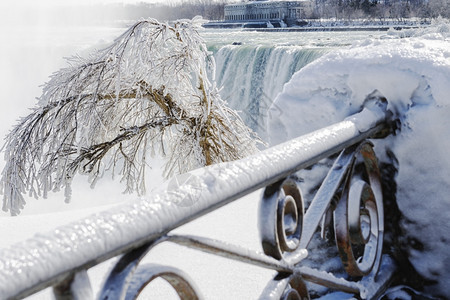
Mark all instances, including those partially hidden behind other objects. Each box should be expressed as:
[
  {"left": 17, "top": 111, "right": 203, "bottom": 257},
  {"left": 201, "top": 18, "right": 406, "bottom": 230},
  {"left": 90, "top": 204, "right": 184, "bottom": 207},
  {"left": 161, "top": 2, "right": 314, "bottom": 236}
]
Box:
[
  {"left": 259, "top": 141, "right": 387, "bottom": 298},
  {"left": 259, "top": 177, "right": 305, "bottom": 264},
  {"left": 280, "top": 274, "right": 310, "bottom": 300},
  {"left": 93, "top": 141, "right": 386, "bottom": 300},
  {"left": 334, "top": 142, "right": 384, "bottom": 277}
]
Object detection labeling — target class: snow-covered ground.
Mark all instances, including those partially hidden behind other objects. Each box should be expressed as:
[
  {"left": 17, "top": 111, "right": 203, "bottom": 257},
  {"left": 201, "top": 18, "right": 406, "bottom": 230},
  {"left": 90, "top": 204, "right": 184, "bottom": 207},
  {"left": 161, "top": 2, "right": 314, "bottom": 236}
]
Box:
[{"left": 269, "top": 19, "right": 450, "bottom": 298}]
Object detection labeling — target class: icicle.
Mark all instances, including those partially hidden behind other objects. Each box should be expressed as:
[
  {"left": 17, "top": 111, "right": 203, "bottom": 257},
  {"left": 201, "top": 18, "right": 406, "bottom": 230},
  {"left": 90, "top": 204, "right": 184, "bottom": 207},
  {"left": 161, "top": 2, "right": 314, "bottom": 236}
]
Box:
[{"left": 64, "top": 182, "right": 72, "bottom": 204}]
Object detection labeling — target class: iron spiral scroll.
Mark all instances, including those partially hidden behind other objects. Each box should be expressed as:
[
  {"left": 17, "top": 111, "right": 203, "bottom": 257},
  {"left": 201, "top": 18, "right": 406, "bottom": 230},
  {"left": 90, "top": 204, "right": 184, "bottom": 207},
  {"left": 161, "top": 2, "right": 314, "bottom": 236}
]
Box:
[
  {"left": 334, "top": 143, "right": 384, "bottom": 278},
  {"left": 258, "top": 141, "right": 386, "bottom": 298},
  {"left": 99, "top": 237, "right": 202, "bottom": 300}
]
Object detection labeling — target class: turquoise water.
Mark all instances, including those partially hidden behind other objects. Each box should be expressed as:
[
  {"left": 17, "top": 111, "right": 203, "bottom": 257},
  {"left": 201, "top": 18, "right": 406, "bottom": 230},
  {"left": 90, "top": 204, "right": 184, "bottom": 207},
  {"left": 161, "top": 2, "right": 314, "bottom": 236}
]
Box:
[{"left": 202, "top": 29, "right": 386, "bottom": 136}]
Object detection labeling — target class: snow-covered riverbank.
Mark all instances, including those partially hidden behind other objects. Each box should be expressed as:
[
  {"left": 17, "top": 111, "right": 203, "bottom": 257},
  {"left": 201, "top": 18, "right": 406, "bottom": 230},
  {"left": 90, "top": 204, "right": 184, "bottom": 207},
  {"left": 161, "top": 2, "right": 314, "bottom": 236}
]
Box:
[
  {"left": 205, "top": 17, "right": 430, "bottom": 31},
  {"left": 269, "top": 18, "right": 450, "bottom": 298}
]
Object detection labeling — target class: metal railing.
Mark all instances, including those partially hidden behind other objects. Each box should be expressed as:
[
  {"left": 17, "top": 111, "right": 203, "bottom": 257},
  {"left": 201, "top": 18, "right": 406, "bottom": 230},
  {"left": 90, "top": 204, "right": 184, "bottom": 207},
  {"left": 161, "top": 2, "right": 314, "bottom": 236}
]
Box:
[{"left": 0, "top": 92, "right": 396, "bottom": 300}]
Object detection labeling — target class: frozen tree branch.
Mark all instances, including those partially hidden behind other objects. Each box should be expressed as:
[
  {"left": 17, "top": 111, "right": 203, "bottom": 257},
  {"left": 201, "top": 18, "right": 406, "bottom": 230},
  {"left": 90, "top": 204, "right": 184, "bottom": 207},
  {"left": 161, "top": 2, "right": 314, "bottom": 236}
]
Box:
[{"left": 1, "top": 17, "right": 260, "bottom": 215}]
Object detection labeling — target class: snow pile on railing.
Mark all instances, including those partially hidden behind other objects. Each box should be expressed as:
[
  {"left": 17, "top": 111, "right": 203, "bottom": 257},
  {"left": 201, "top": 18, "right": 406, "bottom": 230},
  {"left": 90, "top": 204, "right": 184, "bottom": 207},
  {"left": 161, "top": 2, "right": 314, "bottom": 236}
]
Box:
[
  {"left": 0, "top": 103, "right": 387, "bottom": 299},
  {"left": 268, "top": 18, "right": 450, "bottom": 298}
]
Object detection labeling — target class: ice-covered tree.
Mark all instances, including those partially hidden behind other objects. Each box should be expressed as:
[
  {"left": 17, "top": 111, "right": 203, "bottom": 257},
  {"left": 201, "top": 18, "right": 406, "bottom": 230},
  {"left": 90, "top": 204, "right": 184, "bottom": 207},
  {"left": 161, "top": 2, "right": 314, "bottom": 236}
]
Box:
[{"left": 1, "top": 17, "right": 259, "bottom": 215}]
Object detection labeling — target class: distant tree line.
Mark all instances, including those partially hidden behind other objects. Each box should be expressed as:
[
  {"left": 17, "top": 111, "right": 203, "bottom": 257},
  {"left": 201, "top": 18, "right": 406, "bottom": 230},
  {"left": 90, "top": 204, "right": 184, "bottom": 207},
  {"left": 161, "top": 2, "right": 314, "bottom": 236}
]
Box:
[
  {"left": 146, "top": 0, "right": 227, "bottom": 21},
  {"left": 310, "top": 0, "right": 450, "bottom": 20},
  {"left": 99, "top": 1, "right": 227, "bottom": 23},
  {"left": 27, "top": 0, "right": 448, "bottom": 27},
  {"left": 132, "top": 0, "right": 448, "bottom": 22}
]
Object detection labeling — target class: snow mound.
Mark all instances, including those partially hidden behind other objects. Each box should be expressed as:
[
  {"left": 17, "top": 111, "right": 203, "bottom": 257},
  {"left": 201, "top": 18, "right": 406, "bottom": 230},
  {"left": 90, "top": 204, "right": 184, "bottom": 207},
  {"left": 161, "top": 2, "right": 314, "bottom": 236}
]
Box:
[{"left": 268, "top": 21, "right": 450, "bottom": 298}]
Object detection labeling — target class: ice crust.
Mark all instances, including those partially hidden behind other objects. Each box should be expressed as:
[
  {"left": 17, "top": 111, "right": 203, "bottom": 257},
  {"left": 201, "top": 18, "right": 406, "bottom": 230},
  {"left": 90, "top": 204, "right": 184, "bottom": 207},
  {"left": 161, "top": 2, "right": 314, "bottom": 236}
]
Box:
[
  {"left": 0, "top": 108, "right": 382, "bottom": 299},
  {"left": 268, "top": 20, "right": 450, "bottom": 298}
]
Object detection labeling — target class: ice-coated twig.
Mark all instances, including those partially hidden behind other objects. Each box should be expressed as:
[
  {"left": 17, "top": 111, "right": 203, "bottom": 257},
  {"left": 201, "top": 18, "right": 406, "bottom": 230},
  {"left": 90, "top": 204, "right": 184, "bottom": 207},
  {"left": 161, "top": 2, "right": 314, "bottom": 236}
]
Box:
[{"left": 0, "top": 17, "right": 260, "bottom": 215}]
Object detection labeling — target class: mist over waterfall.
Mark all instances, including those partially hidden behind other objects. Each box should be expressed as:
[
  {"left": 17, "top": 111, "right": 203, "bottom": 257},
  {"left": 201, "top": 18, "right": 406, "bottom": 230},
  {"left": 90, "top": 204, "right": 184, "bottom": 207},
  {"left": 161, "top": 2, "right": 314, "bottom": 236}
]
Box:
[{"left": 213, "top": 45, "right": 327, "bottom": 138}]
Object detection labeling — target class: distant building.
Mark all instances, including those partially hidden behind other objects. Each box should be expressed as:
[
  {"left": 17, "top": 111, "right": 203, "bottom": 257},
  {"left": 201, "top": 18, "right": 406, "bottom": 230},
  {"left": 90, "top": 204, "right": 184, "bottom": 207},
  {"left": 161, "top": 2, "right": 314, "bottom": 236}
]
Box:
[{"left": 223, "top": 0, "right": 312, "bottom": 27}]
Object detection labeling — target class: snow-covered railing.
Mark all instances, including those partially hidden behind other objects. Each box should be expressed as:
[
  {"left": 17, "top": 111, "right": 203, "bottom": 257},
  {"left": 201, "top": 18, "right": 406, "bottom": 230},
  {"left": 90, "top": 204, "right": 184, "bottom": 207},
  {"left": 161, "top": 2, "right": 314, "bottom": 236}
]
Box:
[{"left": 0, "top": 92, "right": 396, "bottom": 299}]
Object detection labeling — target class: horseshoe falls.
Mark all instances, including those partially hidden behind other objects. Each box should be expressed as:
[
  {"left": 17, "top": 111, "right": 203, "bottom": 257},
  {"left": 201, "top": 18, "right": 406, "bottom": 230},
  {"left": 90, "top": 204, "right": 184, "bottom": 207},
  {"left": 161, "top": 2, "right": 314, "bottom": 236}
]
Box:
[
  {"left": 214, "top": 45, "right": 325, "bottom": 137},
  {"left": 205, "top": 29, "right": 381, "bottom": 139}
]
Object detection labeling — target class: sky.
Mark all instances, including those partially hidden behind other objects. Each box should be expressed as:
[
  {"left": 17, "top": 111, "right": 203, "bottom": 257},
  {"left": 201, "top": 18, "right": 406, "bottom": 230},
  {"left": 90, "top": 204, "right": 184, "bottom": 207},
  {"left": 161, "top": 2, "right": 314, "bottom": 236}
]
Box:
[
  {"left": 0, "top": 0, "right": 198, "bottom": 28},
  {"left": 0, "top": 1, "right": 149, "bottom": 29},
  {"left": 0, "top": 0, "right": 206, "bottom": 9},
  {"left": 2, "top": 0, "right": 158, "bottom": 6}
]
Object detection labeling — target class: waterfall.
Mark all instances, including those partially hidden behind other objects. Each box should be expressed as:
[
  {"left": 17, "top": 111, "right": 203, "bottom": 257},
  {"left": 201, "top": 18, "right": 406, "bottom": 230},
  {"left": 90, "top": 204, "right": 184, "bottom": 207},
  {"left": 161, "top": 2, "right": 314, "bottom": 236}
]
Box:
[{"left": 213, "top": 44, "right": 327, "bottom": 138}]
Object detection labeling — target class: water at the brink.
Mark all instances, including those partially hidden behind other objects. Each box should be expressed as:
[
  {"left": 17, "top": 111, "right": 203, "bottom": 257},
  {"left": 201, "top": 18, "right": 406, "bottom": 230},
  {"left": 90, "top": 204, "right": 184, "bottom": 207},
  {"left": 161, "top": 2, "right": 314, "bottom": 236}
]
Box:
[{"left": 203, "top": 29, "right": 385, "bottom": 139}]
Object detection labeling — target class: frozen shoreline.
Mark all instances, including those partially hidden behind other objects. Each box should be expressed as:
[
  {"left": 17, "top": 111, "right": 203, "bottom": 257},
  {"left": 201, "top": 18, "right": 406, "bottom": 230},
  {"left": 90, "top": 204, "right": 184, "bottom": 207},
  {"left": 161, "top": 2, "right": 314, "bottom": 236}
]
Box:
[
  {"left": 204, "top": 18, "right": 431, "bottom": 31},
  {"left": 268, "top": 20, "right": 450, "bottom": 298},
  {"left": 244, "top": 25, "right": 423, "bottom": 32}
]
